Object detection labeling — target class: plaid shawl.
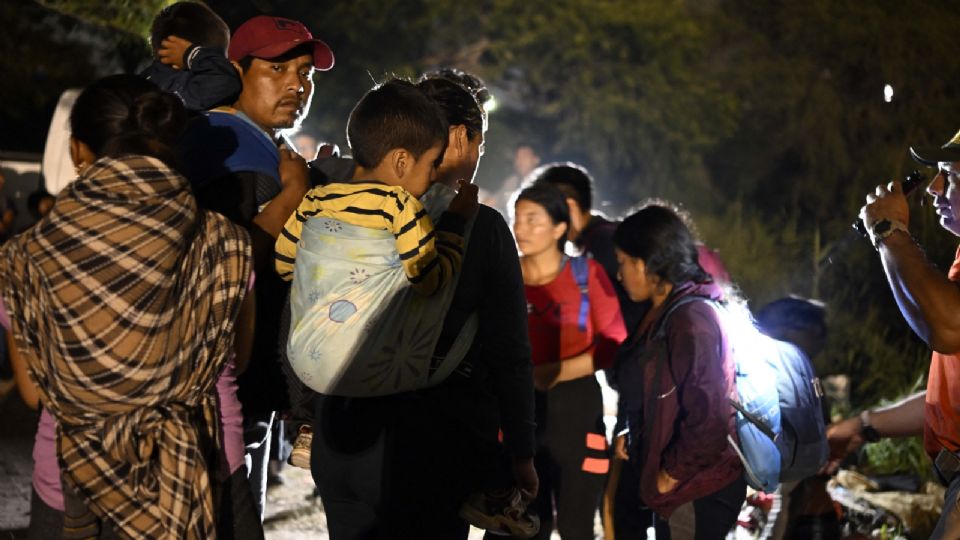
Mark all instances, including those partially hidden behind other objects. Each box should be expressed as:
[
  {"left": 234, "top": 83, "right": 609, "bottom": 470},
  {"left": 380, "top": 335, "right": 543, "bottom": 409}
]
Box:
[{"left": 0, "top": 155, "right": 251, "bottom": 539}]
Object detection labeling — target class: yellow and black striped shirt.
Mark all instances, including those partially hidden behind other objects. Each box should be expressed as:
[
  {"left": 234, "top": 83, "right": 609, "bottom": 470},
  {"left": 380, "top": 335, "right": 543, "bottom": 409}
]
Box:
[{"left": 274, "top": 181, "right": 465, "bottom": 296}]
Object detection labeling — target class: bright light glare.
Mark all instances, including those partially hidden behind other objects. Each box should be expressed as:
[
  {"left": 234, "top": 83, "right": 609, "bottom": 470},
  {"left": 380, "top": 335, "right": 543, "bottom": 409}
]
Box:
[
  {"left": 884, "top": 84, "right": 894, "bottom": 103},
  {"left": 483, "top": 95, "right": 498, "bottom": 113}
]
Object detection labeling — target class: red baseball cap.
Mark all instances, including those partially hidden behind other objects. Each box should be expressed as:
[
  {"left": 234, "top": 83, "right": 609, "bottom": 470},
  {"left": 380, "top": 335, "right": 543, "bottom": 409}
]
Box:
[{"left": 228, "top": 16, "right": 334, "bottom": 71}]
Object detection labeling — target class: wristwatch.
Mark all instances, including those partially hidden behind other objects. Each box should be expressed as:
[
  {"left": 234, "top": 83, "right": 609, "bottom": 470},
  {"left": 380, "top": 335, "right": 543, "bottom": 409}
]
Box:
[
  {"left": 871, "top": 219, "right": 909, "bottom": 249},
  {"left": 859, "top": 410, "right": 881, "bottom": 443}
]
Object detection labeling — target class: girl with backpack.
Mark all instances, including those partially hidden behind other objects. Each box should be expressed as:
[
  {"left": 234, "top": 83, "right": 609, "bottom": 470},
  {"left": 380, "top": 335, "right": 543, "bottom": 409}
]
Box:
[
  {"left": 611, "top": 204, "right": 745, "bottom": 539},
  {"left": 509, "top": 183, "right": 626, "bottom": 539}
]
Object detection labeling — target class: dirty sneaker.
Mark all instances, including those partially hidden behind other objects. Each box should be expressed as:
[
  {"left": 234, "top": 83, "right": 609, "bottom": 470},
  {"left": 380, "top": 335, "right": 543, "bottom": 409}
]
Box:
[
  {"left": 459, "top": 488, "right": 539, "bottom": 538},
  {"left": 288, "top": 425, "right": 312, "bottom": 470}
]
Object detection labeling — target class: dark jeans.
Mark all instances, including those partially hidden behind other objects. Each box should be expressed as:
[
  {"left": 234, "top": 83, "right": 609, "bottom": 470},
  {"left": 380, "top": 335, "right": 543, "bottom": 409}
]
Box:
[
  {"left": 611, "top": 458, "right": 660, "bottom": 538},
  {"left": 932, "top": 473, "right": 960, "bottom": 539},
  {"left": 662, "top": 474, "right": 747, "bottom": 540},
  {"left": 311, "top": 392, "right": 504, "bottom": 540},
  {"left": 28, "top": 466, "right": 264, "bottom": 540}
]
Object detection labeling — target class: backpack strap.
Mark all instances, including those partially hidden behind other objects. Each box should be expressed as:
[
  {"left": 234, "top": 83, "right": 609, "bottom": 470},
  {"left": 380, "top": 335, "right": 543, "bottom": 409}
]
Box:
[
  {"left": 650, "top": 295, "right": 715, "bottom": 341},
  {"left": 570, "top": 256, "right": 590, "bottom": 332}
]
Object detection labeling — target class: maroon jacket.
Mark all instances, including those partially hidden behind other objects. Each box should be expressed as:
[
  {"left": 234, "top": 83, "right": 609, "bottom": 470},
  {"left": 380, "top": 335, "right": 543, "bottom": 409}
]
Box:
[{"left": 615, "top": 281, "right": 742, "bottom": 517}]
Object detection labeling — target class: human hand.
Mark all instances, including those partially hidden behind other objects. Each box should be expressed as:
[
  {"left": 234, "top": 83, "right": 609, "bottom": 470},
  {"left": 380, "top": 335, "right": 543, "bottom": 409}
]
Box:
[
  {"left": 860, "top": 181, "right": 910, "bottom": 232},
  {"left": 531, "top": 362, "right": 560, "bottom": 392},
  {"left": 819, "top": 416, "right": 866, "bottom": 476},
  {"left": 446, "top": 180, "right": 479, "bottom": 219},
  {"left": 315, "top": 142, "right": 340, "bottom": 160},
  {"left": 511, "top": 456, "right": 539, "bottom": 503},
  {"left": 613, "top": 434, "right": 629, "bottom": 461},
  {"left": 656, "top": 469, "right": 678, "bottom": 494},
  {"left": 158, "top": 36, "right": 193, "bottom": 70},
  {"left": 278, "top": 144, "right": 310, "bottom": 193}
]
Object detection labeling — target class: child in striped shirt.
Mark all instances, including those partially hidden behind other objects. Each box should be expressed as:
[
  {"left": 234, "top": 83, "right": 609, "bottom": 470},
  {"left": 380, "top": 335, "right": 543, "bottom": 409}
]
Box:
[
  {"left": 275, "top": 79, "right": 478, "bottom": 471},
  {"left": 275, "top": 79, "right": 477, "bottom": 293}
]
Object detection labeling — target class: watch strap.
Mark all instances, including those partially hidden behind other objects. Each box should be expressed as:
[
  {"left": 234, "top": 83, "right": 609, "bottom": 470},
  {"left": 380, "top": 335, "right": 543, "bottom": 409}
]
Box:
[
  {"left": 860, "top": 410, "right": 881, "bottom": 443},
  {"left": 870, "top": 218, "right": 909, "bottom": 249}
]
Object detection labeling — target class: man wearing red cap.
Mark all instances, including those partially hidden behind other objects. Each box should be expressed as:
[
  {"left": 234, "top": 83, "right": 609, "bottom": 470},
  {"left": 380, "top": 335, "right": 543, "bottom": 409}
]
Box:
[
  {"left": 826, "top": 130, "right": 960, "bottom": 539},
  {"left": 179, "top": 14, "right": 335, "bottom": 520}
]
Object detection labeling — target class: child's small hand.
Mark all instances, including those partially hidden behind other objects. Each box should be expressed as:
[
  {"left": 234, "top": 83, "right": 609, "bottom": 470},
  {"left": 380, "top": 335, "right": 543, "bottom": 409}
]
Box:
[
  {"left": 158, "top": 35, "right": 194, "bottom": 70},
  {"left": 446, "top": 180, "right": 479, "bottom": 219}
]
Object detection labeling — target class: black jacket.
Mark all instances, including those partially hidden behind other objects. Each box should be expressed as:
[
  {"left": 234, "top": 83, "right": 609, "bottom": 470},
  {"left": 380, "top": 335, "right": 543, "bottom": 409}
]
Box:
[{"left": 141, "top": 45, "right": 241, "bottom": 111}]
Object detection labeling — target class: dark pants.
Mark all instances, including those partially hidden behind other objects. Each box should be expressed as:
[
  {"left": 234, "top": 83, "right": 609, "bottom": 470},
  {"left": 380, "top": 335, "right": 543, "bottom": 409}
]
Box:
[
  {"left": 611, "top": 458, "right": 660, "bottom": 538},
  {"left": 932, "top": 473, "right": 960, "bottom": 539},
  {"left": 536, "top": 376, "right": 608, "bottom": 540},
  {"left": 28, "top": 466, "right": 264, "bottom": 540},
  {"left": 488, "top": 376, "right": 607, "bottom": 540},
  {"left": 661, "top": 474, "right": 747, "bottom": 540},
  {"left": 311, "top": 392, "right": 505, "bottom": 540}
]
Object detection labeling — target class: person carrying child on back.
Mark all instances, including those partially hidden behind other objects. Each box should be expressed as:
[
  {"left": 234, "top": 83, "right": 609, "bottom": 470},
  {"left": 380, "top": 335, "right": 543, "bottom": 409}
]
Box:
[
  {"left": 277, "top": 76, "right": 538, "bottom": 540},
  {"left": 275, "top": 77, "right": 476, "bottom": 291},
  {"left": 274, "top": 79, "right": 478, "bottom": 405},
  {"left": 140, "top": 1, "right": 241, "bottom": 111}
]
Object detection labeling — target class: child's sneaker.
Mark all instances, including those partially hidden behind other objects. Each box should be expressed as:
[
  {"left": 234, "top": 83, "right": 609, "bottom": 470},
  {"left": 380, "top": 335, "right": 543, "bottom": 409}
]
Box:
[
  {"left": 288, "top": 425, "right": 312, "bottom": 470},
  {"left": 459, "top": 487, "right": 540, "bottom": 538}
]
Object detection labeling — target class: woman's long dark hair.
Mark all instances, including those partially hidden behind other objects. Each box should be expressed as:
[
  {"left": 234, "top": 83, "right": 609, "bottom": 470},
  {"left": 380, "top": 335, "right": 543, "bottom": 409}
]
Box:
[
  {"left": 70, "top": 74, "right": 187, "bottom": 167},
  {"left": 515, "top": 183, "right": 569, "bottom": 251},
  {"left": 614, "top": 204, "right": 710, "bottom": 285}
]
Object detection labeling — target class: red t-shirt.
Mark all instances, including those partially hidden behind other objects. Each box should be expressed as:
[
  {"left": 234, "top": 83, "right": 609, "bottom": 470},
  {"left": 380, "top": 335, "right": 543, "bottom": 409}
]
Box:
[
  {"left": 524, "top": 257, "right": 627, "bottom": 368},
  {"left": 925, "top": 246, "right": 960, "bottom": 460}
]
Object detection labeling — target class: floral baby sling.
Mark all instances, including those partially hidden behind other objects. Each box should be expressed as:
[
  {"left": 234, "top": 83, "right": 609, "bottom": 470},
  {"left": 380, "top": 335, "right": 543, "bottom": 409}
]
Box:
[{"left": 287, "top": 184, "right": 478, "bottom": 396}]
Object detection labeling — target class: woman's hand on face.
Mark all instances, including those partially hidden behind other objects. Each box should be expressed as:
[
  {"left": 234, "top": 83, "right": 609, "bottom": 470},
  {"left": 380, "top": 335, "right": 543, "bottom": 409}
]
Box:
[{"left": 656, "top": 469, "right": 679, "bottom": 494}]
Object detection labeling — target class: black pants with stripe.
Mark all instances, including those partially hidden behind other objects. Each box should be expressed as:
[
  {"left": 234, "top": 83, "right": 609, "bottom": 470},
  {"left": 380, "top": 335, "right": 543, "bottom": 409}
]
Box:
[{"left": 491, "top": 375, "right": 608, "bottom": 540}]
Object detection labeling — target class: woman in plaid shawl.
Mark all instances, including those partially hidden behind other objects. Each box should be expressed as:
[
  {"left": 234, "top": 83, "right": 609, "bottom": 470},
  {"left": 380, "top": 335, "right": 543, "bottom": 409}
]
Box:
[{"left": 2, "top": 74, "right": 254, "bottom": 539}]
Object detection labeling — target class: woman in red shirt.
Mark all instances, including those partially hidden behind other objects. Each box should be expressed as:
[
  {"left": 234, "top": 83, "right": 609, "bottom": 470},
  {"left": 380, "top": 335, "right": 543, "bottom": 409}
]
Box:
[{"left": 512, "top": 183, "right": 626, "bottom": 539}]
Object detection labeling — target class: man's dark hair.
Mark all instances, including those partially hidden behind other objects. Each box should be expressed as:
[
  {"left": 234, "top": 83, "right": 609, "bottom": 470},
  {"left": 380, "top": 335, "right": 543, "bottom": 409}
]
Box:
[
  {"left": 416, "top": 76, "right": 484, "bottom": 140},
  {"left": 346, "top": 79, "right": 448, "bottom": 169},
  {"left": 531, "top": 162, "right": 594, "bottom": 212},
  {"left": 515, "top": 183, "right": 570, "bottom": 251},
  {"left": 614, "top": 204, "right": 709, "bottom": 285},
  {"left": 150, "top": 2, "right": 229, "bottom": 53}
]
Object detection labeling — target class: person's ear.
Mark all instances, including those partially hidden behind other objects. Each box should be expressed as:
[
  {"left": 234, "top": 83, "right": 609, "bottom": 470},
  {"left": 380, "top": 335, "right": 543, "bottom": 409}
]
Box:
[
  {"left": 451, "top": 125, "right": 468, "bottom": 157},
  {"left": 69, "top": 137, "right": 82, "bottom": 168},
  {"left": 391, "top": 148, "right": 410, "bottom": 179},
  {"left": 553, "top": 221, "right": 568, "bottom": 242},
  {"left": 230, "top": 60, "right": 244, "bottom": 77},
  {"left": 69, "top": 137, "right": 94, "bottom": 173}
]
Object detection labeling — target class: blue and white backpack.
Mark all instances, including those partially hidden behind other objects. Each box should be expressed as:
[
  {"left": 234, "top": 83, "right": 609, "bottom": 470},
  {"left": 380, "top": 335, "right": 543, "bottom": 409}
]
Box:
[{"left": 652, "top": 296, "right": 828, "bottom": 492}]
